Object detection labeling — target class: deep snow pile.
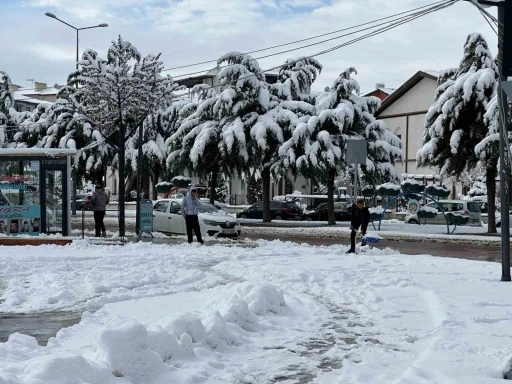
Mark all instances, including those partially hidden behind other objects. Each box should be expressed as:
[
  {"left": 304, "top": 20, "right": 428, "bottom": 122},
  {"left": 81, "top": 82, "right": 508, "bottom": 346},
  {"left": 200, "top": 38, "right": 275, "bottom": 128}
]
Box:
[{"left": 1, "top": 241, "right": 512, "bottom": 383}]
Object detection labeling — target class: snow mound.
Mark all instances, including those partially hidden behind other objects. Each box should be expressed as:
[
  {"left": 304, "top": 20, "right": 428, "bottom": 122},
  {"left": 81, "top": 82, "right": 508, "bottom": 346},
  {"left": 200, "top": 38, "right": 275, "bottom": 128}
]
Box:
[
  {"left": 377, "top": 182, "right": 401, "bottom": 191},
  {"left": 164, "top": 313, "right": 206, "bottom": 345},
  {"left": 2, "top": 354, "right": 117, "bottom": 384},
  {"left": 236, "top": 282, "right": 286, "bottom": 316},
  {"left": 209, "top": 282, "right": 287, "bottom": 331},
  {"left": 419, "top": 206, "right": 438, "bottom": 214},
  {"left": 96, "top": 316, "right": 173, "bottom": 382},
  {"left": 203, "top": 311, "right": 245, "bottom": 351},
  {"left": 401, "top": 178, "right": 421, "bottom": 186}
]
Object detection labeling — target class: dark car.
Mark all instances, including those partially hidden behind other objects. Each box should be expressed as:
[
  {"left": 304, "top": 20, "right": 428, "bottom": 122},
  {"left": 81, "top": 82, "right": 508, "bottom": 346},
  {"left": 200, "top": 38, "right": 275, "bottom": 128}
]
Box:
[
  {"left": 305, "top": 202, "right": 352, "bottom": 222},
  {"left": 74, "top": 194, "right": 92, "bottom": 210},
  {"left": 236, "top": 201, "right": 304, "bottom": 220}
]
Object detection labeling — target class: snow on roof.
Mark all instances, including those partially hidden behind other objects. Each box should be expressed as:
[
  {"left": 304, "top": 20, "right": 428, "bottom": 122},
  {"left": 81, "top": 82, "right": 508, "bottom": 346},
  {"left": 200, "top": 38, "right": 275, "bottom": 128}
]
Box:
[
  {"left": 423, "top": 70, "right": 441, "bottom": 78},
  {"left": 12, "top": 93, "right": 46, "bottom": 105},
  {"left": 38, "top": 87, "right": 60, "bottom": 95},
  {"left": 0, "top": 148, "right": 76, "bottom": 156},
  {"left": 378, "top": 87, "right": 396, "bottom": 94},
  {"left": 13, "top": 87, "right": 60, "bottom": 97}
]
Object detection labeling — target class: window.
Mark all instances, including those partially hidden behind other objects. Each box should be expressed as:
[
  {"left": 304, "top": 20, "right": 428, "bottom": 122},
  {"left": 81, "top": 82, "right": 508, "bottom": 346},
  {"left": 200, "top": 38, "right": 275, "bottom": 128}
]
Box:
[
  {"left": 154, "top": 201, "right": 169, "bottom": 212},
  {"left": 198, "top": 202, "right": 218, "bottom": 213},
  {"left": 0, "top": 160, "right": 40, "bottom": 207},
  {"left": 467, "top": 202, "right": 481, "bottom": 212},
  {"left": 169, "top": 201, "right": 181, "bottom": 213},
  {"left": 334, "top": 202, "right": 345, "bottom": 210}
]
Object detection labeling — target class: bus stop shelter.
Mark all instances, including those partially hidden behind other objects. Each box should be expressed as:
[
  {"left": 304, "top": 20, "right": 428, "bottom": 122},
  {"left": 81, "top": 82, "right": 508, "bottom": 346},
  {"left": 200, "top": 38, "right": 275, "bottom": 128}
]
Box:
[{"left": 0, "top": 148, "right": 76, "bottom": 237}]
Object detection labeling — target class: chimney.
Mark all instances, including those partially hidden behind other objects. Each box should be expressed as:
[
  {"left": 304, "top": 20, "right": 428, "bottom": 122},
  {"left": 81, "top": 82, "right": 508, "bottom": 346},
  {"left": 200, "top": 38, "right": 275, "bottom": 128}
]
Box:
[
  {"left": 375, "top": 82, "right": 385, "bottom": 89},
  {"left": 34, "top": 82, "right": 47, "bottom": 92}
]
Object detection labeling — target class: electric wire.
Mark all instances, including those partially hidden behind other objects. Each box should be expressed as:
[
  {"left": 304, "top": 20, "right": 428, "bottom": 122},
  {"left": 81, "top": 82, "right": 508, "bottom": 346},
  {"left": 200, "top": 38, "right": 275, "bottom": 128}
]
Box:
[
  {"left": 163, "top": 0, "right": 450, "bottom": 73},
  {"left": 169, "top": 0, "right": 458, "bottom": 80}
]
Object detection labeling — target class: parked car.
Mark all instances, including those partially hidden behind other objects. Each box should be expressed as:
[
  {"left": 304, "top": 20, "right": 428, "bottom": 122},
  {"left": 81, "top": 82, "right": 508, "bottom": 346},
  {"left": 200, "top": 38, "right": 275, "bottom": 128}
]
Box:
[
  {"left": 496, "top": 212, "right": 512, "bottom": 228},
  {"left": 74, "top": 194, "right": 92, "bottom": 210},
  {"left": 236, "top": 201, "right": 304, "bottom": 220},
  {"left": 304, "top": 202, "right": 351, "bottom": 221},
  {"left": 153, "top": 198, "right": 241, "bottom": 238},
  {"left": 405, "top": 200, "right": 481, "bottom": 226}
]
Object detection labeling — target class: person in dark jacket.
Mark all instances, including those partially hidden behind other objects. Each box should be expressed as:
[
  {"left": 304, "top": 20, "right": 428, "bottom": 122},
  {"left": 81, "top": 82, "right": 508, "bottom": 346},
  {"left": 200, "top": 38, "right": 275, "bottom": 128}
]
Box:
[
  {"left": 91, "top": 185, "right": 109, "bottom": 238},
  {"left": 181, "top": 186, "right": 204, "bottom": 244},
  {"left": 347, "top": 198, "right": 370, "bottom": 254}
]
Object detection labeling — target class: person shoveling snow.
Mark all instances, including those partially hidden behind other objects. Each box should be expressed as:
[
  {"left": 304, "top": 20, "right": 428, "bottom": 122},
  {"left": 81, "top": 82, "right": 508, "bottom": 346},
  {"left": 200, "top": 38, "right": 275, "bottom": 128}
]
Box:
[{"left": 347, "top": 198, "right": 370, "bottom": 254}]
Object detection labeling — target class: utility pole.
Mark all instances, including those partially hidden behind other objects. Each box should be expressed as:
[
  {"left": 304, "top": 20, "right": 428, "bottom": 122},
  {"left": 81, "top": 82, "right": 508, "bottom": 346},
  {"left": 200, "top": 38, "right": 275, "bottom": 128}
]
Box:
[
  {"left": 135, "top": 121, "right": 143, "bottom": 235},
  {"left": 498, "top": 0, "right": 511, "bottom": 281}
]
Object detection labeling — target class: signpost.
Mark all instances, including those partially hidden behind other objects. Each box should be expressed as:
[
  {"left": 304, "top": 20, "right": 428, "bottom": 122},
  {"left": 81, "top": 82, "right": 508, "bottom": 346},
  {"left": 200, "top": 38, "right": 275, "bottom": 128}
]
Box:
[
  {"left": 138, "top": 199, "right": 153, "bottom": 236},
  {"left": 346, "top": 139, "right": 367, "bottom": 203}
]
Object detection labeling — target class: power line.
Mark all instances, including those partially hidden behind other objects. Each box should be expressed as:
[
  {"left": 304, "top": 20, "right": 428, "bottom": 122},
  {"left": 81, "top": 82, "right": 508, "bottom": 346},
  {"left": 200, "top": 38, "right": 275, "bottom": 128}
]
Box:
[
  {"left": 169, "top": 1, "right": 453, "bottom": 81},
  {"left": 479, "top": 8, "right": 498, "bottom": 34},
  {"left": 164, "top": 0, "right": 450, "bottom": 73},
  {"left": 169, "top": 0, "right": 454, "bottom": 80},
  {"left": 190, "top": 0, "right": 458, "bottom": 93}
]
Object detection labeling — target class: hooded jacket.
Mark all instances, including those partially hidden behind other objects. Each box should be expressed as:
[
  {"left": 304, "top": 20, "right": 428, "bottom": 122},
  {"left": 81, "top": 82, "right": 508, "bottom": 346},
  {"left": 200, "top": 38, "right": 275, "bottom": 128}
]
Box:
[
  {"left": 351, "top": 202, "right": 370, "bottom": 232},
  {"left": 91, "top": 189, "right": 109, "bottom": 212},
  {"left": 181, "top": 186, "right": 200, "bottom": 216}
]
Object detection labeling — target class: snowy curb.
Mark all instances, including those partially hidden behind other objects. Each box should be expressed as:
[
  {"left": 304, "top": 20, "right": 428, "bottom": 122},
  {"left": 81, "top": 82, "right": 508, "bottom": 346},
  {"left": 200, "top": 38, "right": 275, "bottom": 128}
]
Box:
[{"left": 241, "top": 226, "right": 503, "bottom": 246}]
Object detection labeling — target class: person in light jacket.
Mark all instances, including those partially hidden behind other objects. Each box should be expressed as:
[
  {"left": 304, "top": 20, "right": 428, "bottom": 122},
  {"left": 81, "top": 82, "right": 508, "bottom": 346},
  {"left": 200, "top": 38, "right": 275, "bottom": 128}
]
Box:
[
  {"left": 181, "top": 186, "right": 204, "bottom": 244},
  {"left": 91, "top": 184, "right": 109, "bottom": 238}
]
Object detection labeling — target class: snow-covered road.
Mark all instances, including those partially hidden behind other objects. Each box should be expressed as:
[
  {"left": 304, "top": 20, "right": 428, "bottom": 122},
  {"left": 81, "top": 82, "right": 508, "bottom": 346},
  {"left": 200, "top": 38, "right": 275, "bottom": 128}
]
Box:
[{"left": 1, "top": 240, "right": 512, "bottom": 383}]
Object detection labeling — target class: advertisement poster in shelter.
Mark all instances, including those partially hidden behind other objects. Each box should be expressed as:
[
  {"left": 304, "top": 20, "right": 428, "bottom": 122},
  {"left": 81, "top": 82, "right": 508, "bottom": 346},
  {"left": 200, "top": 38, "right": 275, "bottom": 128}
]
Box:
[{"left": 0, "top": 205, "right": 41, "bottom": 236}]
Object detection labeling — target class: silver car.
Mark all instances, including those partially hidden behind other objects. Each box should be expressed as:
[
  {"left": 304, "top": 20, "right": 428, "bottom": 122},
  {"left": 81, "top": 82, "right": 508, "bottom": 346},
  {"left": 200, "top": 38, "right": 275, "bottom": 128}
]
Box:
[{"left": 405, "top": 200, "right": 482, "bottom": 226}]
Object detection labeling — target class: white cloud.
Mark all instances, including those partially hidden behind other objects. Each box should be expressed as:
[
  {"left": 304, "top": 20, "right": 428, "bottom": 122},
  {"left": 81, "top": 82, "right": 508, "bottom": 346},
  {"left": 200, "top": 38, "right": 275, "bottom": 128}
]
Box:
[
  {"left": 7, "top": 0, "right": 499, "bottom": 94},
  {"left": 25, "top": 44, "right": 77, "bottom": 62}
]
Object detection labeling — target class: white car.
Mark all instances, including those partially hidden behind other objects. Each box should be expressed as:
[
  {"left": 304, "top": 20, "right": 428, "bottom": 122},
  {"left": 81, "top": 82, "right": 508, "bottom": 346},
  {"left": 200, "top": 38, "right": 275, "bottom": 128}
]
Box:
[
  {"left": 153, "top": 198, "right": 241, "bottom": 238},
  {"left": 199, "top": 198, "right": 228, "bottom": 210}
]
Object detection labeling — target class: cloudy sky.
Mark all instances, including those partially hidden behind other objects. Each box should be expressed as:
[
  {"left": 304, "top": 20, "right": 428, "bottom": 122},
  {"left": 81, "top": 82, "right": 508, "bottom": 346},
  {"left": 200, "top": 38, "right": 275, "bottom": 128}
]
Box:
[{"left": 1, "top": 0, "right": 498, "bottom": 93}]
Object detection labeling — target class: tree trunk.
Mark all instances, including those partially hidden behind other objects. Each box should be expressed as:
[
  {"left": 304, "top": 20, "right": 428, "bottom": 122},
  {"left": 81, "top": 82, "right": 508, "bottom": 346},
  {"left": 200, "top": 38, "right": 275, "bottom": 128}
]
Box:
[
  {"left": 327, "top": 169, "right": 336, "bottom": 226},
  {"left": 262, "top": 168, "right": 272, "bottom": 223},
  {"left": 486, "top": 165, "right": 497, "bottom": 234},
  {"left": 151, "top": 169, "right": 159, "bottom": 200},
  {"left": 210, "top": 166, "right": 218, "bottom": 205}
]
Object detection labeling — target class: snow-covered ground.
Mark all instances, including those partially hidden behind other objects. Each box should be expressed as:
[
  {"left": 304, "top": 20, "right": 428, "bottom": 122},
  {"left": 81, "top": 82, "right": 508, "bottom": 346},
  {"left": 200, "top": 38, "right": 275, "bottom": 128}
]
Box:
[
  {"left": 1, "top": 241, "right": 512, "bottom": 383},
  {"left": 240, "top": 220, "right": 508, "bottom": 243}
]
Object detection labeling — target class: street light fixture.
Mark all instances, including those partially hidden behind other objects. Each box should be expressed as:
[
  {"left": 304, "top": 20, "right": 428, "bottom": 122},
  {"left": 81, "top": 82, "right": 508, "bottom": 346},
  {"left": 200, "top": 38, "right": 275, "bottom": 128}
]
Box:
[{"left": 45, "top": 12, "right": 108, "bottom": 216}]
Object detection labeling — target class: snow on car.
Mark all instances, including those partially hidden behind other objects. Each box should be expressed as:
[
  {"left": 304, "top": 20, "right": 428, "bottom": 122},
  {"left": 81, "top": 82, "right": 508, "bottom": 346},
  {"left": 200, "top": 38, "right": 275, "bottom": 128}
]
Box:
[{"left": 153, "top": 198, "right": 241, "bottom": 238}]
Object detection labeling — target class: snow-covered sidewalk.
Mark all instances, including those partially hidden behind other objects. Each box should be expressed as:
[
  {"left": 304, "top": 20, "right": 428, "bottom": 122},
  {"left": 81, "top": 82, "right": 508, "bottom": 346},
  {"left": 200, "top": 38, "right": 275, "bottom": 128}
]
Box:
[
  {"left": 1, "top": 241, "right": 512, "bottom": 383},
  {"left": 241, "top": 221, "right": 508, "bottom": 244}
]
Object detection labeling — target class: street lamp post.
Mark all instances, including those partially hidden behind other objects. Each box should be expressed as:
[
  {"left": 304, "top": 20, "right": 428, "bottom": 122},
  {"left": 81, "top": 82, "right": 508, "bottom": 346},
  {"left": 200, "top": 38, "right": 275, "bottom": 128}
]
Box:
[{"left": 45, "top": 12, "right": 108, "bottom": 216}]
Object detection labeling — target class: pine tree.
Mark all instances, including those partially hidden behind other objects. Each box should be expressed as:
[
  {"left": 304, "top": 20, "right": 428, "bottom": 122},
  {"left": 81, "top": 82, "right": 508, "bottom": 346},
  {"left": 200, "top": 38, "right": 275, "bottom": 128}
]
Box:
[
  {"left": 250, "top": 57, "right": 321, "bottom": 222},
  {"left": 14, "top": 102, "right": 53, "bottom": 148},
  {"left": 417, "top": 33, "right": 498, "bottom": 233},
  {"left": 166, "top": 84, "right": 222, "bottom": 204},
  {"left": 0, "top": 71, "right": 20, "bottom": 148},
  {"left": 246, "top": 175, "right": 263, "bottom": 205},
  {"left": 62, "top": 36, "right": 178, "bottom": 185},
  {"left": 281, "top": 67, "right": 402, "bottom": 225}
]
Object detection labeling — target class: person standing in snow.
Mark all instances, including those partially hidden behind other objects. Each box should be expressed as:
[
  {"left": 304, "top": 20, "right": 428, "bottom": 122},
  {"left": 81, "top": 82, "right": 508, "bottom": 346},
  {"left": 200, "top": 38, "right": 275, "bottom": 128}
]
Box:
[
  {"left": 347, "top": 198, "right": 370, "bottom": 254},
  {"left": 182, "top": 186, "right": 204, "bottom": 244},
  {"left": 91, "top": 184, "right": 109, "bottom": 238}
]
